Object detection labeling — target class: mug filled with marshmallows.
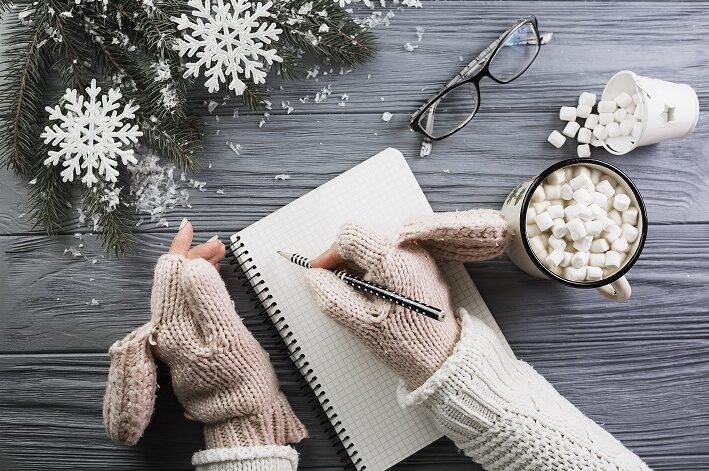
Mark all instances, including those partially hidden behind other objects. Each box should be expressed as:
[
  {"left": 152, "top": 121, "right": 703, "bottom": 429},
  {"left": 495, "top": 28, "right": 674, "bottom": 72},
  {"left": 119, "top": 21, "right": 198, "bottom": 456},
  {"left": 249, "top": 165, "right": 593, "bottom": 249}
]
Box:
[{"left": 501, "top": 159, "right": 647, "bottom": 302}]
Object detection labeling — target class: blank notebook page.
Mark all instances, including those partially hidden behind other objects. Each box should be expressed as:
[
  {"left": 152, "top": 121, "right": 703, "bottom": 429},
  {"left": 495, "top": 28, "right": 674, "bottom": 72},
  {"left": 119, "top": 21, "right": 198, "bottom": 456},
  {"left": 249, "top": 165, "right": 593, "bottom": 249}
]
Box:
[{"left": 231, "top": 147, "right": 509, "bottom": 471}]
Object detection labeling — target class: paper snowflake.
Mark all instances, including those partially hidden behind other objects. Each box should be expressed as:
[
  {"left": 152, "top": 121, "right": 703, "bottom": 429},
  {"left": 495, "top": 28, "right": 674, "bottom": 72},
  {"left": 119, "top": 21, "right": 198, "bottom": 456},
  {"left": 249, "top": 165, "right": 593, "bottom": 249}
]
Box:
[
  {"left": 41, "top": 79, "right": 143, "bottom": 187},
  {"left": 172, "top": 0, "right": 282, "bottom": 94}
]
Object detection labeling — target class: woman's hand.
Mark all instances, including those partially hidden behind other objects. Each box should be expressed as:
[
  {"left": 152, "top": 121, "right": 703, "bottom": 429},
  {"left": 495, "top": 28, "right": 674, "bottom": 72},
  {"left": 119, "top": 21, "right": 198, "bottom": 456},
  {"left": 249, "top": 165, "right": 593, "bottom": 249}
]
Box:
[
  {"left": 170, "top": 217, "right": 226, "bottom": 270},
  {"left": 305, "top": 209, "right": 509, "bottom": 387}
]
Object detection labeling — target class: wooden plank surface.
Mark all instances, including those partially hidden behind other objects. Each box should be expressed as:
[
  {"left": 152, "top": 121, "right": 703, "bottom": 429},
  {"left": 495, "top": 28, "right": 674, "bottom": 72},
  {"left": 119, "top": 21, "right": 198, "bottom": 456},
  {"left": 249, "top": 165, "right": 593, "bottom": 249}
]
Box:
[{"left": 1, "top": 1, "right": 709, "bottom": 470}]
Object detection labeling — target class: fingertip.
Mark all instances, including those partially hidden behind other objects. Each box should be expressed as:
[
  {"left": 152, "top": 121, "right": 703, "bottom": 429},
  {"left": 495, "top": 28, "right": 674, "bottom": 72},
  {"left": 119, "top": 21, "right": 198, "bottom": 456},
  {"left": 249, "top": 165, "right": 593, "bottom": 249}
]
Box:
[
  {"left": 169, "top": 219, "right": 193, "bottom": 256},
  {"left": 310, "top": 244, "right": 343, "bottom": 269}
]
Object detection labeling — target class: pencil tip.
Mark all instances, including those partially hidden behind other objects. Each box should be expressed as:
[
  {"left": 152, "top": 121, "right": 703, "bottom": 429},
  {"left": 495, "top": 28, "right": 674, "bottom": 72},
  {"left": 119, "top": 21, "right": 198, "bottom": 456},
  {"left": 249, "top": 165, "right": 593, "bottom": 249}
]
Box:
[{"left": 277, "top": 251, "right": 290, "bottom": 259}]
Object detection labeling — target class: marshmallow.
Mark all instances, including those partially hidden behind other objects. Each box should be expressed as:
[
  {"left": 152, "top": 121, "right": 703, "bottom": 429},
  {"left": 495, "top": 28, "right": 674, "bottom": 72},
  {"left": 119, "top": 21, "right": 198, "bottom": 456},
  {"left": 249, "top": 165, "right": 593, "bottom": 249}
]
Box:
[
  {"left": 589, "top": 203, "right": 606, "bottom": 220},
  {"left": 613, "top": 193, "right": 631, "bottom": 211},
  {"left": 563, "top": 121, "right": 581, "bottom": 138},
  {"left": 571, "top": 251, "right": 590, "bottom": 269},
  {"left": 560, "top": 183, "right": 574, "bottom": 200},
  {"left": 623, "top": 207, "right": 639, "bottom": 225},
  {"left": 564, "top": 204, "right": 584, "bottom": 221},
  {"left": 547, "top": 169, "right": 566, "bottom": 185},
  {"left": 579, "top": 92, "right": 597, "bottom": 107},
  {"left": 589, "top": 253, "right": 606, "bottom": 267},
  {"left": 613, "top": 108, "right": 628, "bottom": 122},
  {"left": 547, "top": 204, "right": 565, "bottom": 219},
  {"left": 586, "top": 266, "right": 603, "bottom": 281},
  {"left": 565, "top": 266, "right": 587, "bottom": 282},
  {"left": 573, "top": 235, "right": 593, "bottom": 252},
  {"left": 606, "top": 122, "right": 621, "bottom": 138},
  {"left": 605, "top": 250, "right": 622, "bottom": 269},
  {"left": 552, "top": 218, "right": 568, "bottom": 238},
  {"left": 598, "top": 112, "right": 614, "bottom": 125},
  {"left": 621, "top": 223, "right": 639, "bottom": 243},
  {"left": 619, "top": 117, "right": 635, "bottom": 136},
  {"left": 604, "top": 223, "right": 622, "bottom": 243},
  {"left": 546, "top": 249, "right": 565, "bottom": 268},
  {"left": 584, "top": 220, "right": 603, "bottom": 237},
  {"left": 596, "top": 179, "right": 615, "bottom": 197},
  {"left": 608, "top": 209, "right": 623, "bottom": 225},
  {"left": 525, "top": 206, "right": 537, "bottom": 224},
  {"left": 529, "top": 235, "right": 546, "bottom": 254},
  {"left": 560, "top": 106, "right": 577, "bottom": 121},
  {"left": 625, "top": 103, "right": 636, "bottom": 115},
  {"left": 590, "top": 238, "right": 610, "bottom": 253},
  {"left": 591, "top": 192, "right": 608, "bottom": 207},
  {"left": 532, "top": 185, "right": 545, "bottom": 202},
  {"left": 567, "top": 218, "right": 587, "bottom": 241},
  {"left": 547, "top": 130, "right": 567, "bottom": 148},
  {"left": 534, "top": 212, "right": 554, "bottom": 232},
  {"left": 575, "top": 166, "right": 591, "bottom": 177},
  {"left": 534, "top": 200, "right": 550, "bottom": 213},
  {"left": 577, "top": 144, "right": 591, "bottom": 158},
  {"left": 548, "top": 235, "right": 567, "bottom": 251},
  {"left": 590, "top": 169, "right": 601, "bottom": 184},
  {"left": 527, "top": 223, "right": 541, "bottom": 237},
  {"left": 632, "top": 92, "right": 642, "bottom": 105},
  {"left": 614, "top": 92, "right": 633, "bottom": 108},
  {"left": 598, "top": 100, "right": 617, "bottom": 113},
  {"left": 544, "top": 184, "right": 562, "bottom": 201},
  {"left": 569, "top": 174, "right": 593, "bottom": 191},
  {"left": 611, "top": 237, "right": 629, "bottom": 253},
  {"left": 576, "top": 104, "right": 592, "bottom": 119},
  {"left": 593, "top": 124, "right": 609, "bottom": 140},
  {"left": 572, "top": 188, "right": 593, "bottom": 206},
  {"left": 579, "top": 205, "right": 593, "bottom": 221},
  {"left": 584, "top": 114, "right": 599, "bottom": 130},
  {"left": 590, "top": 138, "right": 604, "bottom": 147},
  {"left": 561, "top": 251, "right": 573, "bottom": 267},
  {"left": 577, "top": 127, "right": 593, "bottom": 144}
]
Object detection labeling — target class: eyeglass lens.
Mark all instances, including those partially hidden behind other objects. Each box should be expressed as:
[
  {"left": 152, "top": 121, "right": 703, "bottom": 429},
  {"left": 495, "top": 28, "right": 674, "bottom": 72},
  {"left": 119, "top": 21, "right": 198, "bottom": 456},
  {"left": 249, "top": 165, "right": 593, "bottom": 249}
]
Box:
[
  {"left": 488, "top": 21, "right": 539, "bottom": 83},
  {"left": 417, "top": 82, "right": 479, "bottom": 140}
]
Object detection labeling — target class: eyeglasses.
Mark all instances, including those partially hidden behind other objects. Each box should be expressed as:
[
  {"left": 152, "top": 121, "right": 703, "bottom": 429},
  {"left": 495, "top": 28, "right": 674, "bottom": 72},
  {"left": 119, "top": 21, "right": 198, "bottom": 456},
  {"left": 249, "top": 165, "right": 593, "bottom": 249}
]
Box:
[{"left": 409, "top": 16, "right": 542, "bottom": 157}]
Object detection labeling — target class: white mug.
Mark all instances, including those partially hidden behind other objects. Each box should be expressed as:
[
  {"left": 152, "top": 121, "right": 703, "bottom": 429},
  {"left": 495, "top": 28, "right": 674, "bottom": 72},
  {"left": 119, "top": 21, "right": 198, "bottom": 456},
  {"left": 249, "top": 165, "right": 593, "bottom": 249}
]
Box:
[{"left": 500, "top": 158, "right": 648, "bottom": 302}]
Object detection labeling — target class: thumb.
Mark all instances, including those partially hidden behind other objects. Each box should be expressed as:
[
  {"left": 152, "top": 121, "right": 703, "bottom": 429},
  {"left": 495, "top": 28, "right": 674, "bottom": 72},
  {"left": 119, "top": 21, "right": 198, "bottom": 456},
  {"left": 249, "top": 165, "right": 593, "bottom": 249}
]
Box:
[
  {"left": 304, "top": 269, "right": 381, "bottom": 336},
  {"left": 169, "top": 218, "right": 193, "bottom": 257}
]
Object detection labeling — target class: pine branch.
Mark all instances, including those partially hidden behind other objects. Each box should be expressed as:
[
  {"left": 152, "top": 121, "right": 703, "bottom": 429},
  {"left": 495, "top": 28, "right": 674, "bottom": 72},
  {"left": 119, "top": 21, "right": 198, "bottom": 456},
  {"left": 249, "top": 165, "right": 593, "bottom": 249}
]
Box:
[
  {"left": 82, "top": 176, "right": 136, "bottom": 255},
  {"left": 27, "top": 157, "right": 72, "bottom": 235},
  {"left": 45, "top": 0, "right": 93, "bottom": 89},
  {"left": 0, "top": 7, "right": 56, "bottom": 174},
  {"left": 139, "top": 115, "right": 203, "bottom": 171}
]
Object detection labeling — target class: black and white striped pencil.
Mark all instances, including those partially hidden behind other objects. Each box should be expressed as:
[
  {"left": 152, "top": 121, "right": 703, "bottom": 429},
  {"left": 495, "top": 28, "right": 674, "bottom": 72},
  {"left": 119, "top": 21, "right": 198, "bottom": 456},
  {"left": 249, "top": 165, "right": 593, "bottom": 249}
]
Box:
[{"left": 277, "top": 251, "right": 445, "bottom": 322}]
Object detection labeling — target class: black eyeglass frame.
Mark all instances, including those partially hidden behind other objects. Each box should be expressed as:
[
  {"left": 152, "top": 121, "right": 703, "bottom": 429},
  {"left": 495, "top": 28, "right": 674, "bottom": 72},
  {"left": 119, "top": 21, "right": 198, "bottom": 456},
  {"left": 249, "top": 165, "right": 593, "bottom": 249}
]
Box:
[{"left": 409, "top": 16, "right": 540, "bottom": 141}]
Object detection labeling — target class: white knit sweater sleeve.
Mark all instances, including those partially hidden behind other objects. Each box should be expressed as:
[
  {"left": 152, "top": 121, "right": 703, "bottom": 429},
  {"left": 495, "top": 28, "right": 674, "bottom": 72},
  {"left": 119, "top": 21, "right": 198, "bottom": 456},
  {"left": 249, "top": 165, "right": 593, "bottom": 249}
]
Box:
[
  {"left": 192, "top": 445, "right": 298, "bottom": 471},
  {"left": 397, "top": 310, "right": 652, "bottom": 471}
]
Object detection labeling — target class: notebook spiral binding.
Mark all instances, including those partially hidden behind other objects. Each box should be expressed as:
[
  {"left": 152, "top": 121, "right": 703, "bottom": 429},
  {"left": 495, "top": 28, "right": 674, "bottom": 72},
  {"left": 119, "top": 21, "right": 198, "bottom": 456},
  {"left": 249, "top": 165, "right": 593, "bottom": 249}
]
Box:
[{"left": 227, "top": 236, "right": 365, "bottom": 471}]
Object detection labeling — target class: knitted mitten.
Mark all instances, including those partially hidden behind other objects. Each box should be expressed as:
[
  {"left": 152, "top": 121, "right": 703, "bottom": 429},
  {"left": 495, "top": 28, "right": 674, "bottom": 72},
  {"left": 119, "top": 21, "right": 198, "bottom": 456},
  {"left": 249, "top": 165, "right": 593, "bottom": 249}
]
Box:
[
  {"left": 305, "top": 209, "right": 509, "bottom": 387},
  {"left": 306, "top": 209, "right": 651, "bottom": 471},
  {"left": 104, "top": 255, "right": 307, "bottom": 470}
]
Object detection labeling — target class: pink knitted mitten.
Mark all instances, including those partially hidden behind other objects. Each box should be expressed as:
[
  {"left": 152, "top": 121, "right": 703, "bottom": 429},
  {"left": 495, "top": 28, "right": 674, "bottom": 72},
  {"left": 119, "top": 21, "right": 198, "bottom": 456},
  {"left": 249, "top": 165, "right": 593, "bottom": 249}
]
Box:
[
  {"left": 305, "top": 209, "right": 509, "bottom": 387},
  {"left": 104, "top": 255, "right": 307, "bottom": 449}
]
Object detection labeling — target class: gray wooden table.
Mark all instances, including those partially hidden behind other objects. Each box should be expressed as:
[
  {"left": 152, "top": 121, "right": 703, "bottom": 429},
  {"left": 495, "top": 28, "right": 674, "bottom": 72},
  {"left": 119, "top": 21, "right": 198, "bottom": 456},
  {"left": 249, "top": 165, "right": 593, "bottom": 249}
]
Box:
[{"left": 2, "top": 2, "right": 708, "bottom": 470}]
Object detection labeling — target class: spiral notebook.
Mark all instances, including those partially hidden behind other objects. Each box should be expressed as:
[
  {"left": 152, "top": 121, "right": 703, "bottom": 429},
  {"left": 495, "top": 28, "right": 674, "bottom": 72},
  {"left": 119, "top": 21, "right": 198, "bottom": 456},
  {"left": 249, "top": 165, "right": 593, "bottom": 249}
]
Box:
[{"left": 229, "top": 148, "right": 509, "bottom": 471}]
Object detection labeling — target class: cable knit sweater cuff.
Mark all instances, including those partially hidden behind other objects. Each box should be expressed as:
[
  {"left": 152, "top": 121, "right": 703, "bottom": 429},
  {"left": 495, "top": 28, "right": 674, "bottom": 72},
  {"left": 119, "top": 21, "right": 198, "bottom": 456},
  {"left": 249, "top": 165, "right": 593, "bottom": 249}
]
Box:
[
  {"left": 192, "top": 445, "right": 298, "bottom": 471},
  {"left": 204, "top": 393, "right": 308, "bottom": 448},
  {"left": 396, "top": 309, "right": 651, "bottom": 471}
]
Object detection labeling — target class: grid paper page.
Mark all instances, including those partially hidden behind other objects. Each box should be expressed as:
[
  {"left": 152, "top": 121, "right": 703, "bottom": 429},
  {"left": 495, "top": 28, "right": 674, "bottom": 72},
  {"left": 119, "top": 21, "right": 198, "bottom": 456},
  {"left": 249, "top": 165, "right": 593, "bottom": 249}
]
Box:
[{"left": 232, "top": 148, "right": 510, "bottom": 471}]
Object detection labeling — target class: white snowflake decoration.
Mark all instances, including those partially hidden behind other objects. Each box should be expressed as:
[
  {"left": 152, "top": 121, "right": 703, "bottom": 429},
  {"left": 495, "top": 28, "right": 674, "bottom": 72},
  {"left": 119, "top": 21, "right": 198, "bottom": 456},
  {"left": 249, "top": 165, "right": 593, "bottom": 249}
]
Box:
[
  {"left": 41, "top": 79, "right": 143, "bottom": 187},
  {"left": 172, "top": 0, "right": 282, "bottom": 94}
]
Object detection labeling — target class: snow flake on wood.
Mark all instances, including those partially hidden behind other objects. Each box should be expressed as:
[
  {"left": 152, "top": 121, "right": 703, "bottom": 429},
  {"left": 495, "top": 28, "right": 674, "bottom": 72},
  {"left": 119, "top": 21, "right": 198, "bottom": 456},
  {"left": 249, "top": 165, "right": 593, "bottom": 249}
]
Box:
[
  {"left": 172, "top": 0, "right": 283, "bottom": 94},
  {"left": 41, "top": 79, "right": 142, "bottom": 188}
]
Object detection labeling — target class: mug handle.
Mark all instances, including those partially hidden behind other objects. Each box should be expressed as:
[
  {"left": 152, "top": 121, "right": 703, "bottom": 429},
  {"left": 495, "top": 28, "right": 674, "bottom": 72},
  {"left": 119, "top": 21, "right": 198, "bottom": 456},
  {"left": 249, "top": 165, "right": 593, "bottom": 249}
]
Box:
[{"left": 596, "top": 276, "right": 632, "bottom": 302}]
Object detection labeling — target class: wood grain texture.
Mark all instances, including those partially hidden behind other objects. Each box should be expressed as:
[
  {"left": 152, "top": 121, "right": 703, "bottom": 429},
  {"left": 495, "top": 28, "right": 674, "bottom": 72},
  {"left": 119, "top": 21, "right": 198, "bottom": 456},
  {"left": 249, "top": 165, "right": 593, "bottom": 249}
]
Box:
[
  {"left": 1, "top": 343, "right": 707, "bottom": 470},
  {"left": 1, "top": 1, "right": 709, "bottom": 469}
]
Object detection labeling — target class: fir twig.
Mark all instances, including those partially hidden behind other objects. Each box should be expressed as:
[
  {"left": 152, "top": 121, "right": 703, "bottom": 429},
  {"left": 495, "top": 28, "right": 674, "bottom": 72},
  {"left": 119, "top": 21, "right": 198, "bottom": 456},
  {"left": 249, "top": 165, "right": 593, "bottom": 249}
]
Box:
[
  {"left": 0, "top": 8, "right": 56, "bottom": 174},
  {"left": 82, "top": 176, "right": 136, "bottom": 255},
  {"left": 27, "top": 157, "right": 72, "bottom": 235}
]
